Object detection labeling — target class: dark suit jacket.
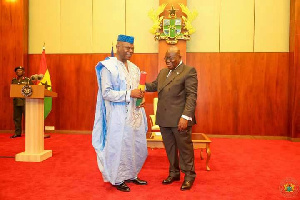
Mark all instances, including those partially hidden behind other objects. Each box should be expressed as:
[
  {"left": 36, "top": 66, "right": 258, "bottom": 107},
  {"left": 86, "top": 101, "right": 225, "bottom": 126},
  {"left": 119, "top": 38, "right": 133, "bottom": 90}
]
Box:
[{"left": 146, "top": 63, "right": 198, "bottom": 127}]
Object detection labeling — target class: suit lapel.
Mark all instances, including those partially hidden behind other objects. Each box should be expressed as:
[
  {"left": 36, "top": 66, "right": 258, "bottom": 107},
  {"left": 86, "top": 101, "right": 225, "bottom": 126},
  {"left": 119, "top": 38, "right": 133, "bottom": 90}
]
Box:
[
  {"left": 158, "top": 63, "right": 184, "bottom": 93},
  {"left": 160, "top": 69, "right": 169, "bottom": 84}
]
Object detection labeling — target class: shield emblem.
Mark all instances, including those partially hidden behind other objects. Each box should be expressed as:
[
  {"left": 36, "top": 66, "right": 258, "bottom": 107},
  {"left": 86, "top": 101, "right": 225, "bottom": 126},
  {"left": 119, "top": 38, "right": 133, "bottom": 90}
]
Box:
[{"left": 163, "top": 18, "right": 181, "bottom": 38}]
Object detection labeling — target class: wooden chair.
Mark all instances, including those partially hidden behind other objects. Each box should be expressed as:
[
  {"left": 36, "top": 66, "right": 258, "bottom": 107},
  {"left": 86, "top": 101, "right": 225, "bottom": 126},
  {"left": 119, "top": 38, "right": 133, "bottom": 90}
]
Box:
[{"left": 149, "top": 98, "right": 162, "bottom": 139}]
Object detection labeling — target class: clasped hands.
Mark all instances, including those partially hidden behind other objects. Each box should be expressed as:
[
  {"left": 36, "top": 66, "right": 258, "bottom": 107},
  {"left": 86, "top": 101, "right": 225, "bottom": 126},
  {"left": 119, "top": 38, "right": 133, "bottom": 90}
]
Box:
[
  {"left": 130, "top": 88, "right": 145, "bottom": 99},
  {"left": 130, "top": 88, "right": 145, "bottom": 108}
]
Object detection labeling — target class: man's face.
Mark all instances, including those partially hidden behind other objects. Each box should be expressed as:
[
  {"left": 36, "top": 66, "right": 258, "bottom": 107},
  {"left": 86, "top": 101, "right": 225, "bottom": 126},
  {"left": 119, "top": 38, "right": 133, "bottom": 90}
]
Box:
[
  {"left": 164, "top": 51, "right": 181, "bottom": 70},
  {"left": 117, "top": 42, "right": 134, "bottom": 61},
  {"left": 15, "top": 69, "right": 24, "bottom": 77}
]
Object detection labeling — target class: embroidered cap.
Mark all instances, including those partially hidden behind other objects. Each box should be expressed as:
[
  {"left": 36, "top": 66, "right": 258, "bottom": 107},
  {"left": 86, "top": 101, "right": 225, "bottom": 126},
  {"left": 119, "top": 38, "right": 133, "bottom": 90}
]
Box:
[
  {"left": 117, "top": 34, "right": 134, "bottom": 44},
  {"left": 14, "top": 66, "right": 24, "bottom": 72}
]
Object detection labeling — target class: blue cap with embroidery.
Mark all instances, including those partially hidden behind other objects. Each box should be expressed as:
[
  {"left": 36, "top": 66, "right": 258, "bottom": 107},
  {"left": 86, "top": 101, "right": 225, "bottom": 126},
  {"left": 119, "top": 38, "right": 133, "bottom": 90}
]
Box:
[{"left": 117, "top": 34, "right": 134, "bottom": 44}]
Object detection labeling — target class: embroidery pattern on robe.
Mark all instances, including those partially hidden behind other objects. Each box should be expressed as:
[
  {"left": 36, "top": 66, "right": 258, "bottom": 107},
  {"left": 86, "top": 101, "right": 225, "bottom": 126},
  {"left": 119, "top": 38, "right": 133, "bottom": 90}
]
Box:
[{"left": 121, "top": 61, "right": 143, "bottom": 129}]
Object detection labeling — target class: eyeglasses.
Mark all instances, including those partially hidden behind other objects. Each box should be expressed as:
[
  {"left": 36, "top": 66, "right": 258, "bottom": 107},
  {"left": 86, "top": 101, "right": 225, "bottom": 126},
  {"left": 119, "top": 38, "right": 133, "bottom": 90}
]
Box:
[{"left": 164, "top": 56, "right": 177, "bottom": 61}]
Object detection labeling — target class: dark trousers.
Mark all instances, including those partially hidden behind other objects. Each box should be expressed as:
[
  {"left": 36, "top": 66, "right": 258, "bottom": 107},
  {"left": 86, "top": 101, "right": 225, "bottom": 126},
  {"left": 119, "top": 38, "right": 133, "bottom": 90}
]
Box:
[
  {"left": 13, "top": 105, "right": 25, "bottom": 136},
  {"left": 160, "top": 126, "right": 196, "bottom": 181}
]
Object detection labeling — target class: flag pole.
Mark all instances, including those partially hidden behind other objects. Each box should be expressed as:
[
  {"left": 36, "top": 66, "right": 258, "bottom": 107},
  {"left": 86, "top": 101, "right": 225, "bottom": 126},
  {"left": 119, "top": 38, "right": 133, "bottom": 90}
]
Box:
[{"left": 111, "top": 42, "right": 114, "bottom": 57}]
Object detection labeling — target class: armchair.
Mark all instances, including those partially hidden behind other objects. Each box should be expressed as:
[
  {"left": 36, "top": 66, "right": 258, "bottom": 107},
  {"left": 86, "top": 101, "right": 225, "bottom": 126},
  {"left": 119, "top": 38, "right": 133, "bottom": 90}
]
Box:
[{"left": 149, "top": 98, "right": 162, "bottom": 139}]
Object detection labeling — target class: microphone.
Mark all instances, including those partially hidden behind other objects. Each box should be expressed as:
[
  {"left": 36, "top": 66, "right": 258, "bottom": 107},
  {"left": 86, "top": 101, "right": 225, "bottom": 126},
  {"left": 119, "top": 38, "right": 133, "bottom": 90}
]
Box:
[{"left": 30, "top": 74, "right": 44, "bottom": 81}]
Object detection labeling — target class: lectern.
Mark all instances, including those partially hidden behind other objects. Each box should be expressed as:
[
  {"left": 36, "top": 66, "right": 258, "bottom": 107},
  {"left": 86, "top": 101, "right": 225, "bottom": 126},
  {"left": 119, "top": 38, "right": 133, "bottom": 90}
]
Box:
[{"left": 10, "top": 85, "right": 57, "bottom": 162}]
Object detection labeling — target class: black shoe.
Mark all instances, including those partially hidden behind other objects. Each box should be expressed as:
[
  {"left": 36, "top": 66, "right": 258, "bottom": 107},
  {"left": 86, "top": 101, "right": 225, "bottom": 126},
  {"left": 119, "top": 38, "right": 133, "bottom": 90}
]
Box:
[
  {"left": 162, "top": 176, "right": 180, "bottom": 185},
  {"left": 10, "top": 134, "right": 21, "bottom": 138},
  {"left": 180, "top": 180, "right": 194, "bottom": 191},
  {"left": 113, "top": 182, "right": 130, "bottom": 192},
  {"left": 125, "top": 177, "right": 147, "bottom": 185}
]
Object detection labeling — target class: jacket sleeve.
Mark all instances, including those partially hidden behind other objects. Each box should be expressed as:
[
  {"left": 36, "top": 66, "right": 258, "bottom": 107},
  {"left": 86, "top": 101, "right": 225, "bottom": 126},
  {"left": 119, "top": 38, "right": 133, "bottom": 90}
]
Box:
[
  {"left": 145, "top": 70, "right": 162, "bottom": 92},
  {"left": 182, "top": 67, "right": 198, "bottom": 117}
]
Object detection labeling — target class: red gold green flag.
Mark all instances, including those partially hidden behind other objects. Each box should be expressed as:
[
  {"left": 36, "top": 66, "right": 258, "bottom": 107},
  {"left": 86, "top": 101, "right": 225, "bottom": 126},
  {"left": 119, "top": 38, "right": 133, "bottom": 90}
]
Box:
[{"left": 38, "top": 48, "right": 52, "bottom": 119}]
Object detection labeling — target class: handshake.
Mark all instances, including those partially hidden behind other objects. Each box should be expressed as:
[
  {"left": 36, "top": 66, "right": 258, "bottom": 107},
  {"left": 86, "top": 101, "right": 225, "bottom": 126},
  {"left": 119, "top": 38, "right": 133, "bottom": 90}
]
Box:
[
  {"left": 130, "top": 88, "right": 145, "bottom": 99},
  {"left": 131, "top": 71, "right": 147, "bottom": 107},
  {"left": 131, "top": 88, "right": 146, "bottom": 107}
]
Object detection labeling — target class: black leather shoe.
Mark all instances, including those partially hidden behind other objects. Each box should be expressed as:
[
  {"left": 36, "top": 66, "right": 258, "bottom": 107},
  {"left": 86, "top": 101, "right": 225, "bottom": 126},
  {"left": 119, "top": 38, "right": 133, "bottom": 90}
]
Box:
[
  {"left": 113, "top": 182, "right": 130, "bottom": 192},
  {"left": 125, "top": 177, "right": 147, "bottom": 185},
  {"left": 180, "top": 180, "right": 194, "bottom": 191},
  {"left": 10, "top": 134, "right": 21, "bottom": 138},
  {"left": 162, "top": 176, "right": 180, "bottom": 185}
]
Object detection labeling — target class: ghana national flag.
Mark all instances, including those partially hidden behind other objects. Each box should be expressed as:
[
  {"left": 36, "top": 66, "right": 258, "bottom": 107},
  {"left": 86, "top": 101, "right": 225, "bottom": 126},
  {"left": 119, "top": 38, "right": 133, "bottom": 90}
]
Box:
[{"left": 38, "top": 47, "right": 52, "bottom": 119}]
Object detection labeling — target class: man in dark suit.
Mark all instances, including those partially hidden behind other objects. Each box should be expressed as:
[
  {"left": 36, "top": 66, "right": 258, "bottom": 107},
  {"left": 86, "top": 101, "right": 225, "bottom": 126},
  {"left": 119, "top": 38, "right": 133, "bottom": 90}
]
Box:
[{"left": 146, "top": 46, "right": 198, "bottom": 191}]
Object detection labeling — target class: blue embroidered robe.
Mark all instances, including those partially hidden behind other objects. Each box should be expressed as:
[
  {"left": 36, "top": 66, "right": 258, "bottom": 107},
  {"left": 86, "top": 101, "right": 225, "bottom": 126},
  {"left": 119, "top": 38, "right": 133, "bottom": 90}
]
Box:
[{"left": 92, "top": 57, "right": 148, "bottom": 184}]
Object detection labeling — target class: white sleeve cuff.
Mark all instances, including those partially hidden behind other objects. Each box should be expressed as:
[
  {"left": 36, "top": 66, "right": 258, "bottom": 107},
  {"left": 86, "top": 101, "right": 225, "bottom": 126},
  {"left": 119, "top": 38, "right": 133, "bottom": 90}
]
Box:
[
  {"left": 181, "top": 115, "right": 192, "bottom": 121},
  {"left": 125, "top": 90, "right": 131, "bottom": 102}
]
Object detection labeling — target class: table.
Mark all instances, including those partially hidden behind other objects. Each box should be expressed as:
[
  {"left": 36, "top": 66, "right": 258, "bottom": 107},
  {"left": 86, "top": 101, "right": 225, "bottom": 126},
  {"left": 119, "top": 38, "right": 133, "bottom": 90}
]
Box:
[{"left": 192, "top": 133, "right": 212, "bottom": 171}]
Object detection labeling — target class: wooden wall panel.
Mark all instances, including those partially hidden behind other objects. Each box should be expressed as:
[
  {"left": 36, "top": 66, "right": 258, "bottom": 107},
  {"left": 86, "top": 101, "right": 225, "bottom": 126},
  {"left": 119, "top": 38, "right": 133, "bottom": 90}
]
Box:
[
  {"left": 25, "top": 53, "right": 158, "bottom": 131},
  {"left": 0, "top": 0, "right": 28, "bottom": 131},
  {"left": 27, "top": 54, "right": 105, "bottom": 130},
  {"left": 289, "top": 0, "right": 300, "bottom": 138},
  {"left": 1, "top": 52, "right": 290, "bottom": 137},
  {"left": 187, "top": 52, "right": 289, "bottom": 136},
  {"left": 0, "top": 1, "right": 295, "bottom": 138}
]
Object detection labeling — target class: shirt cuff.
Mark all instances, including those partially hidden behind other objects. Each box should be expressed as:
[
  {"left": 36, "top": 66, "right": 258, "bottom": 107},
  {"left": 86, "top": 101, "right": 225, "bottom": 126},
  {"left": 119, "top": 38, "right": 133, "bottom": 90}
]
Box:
[
  {"left": 125, "top": 90, "right": 131, "bottom": 102},
  {"left": 181, "top": 115, "right": 192, "bottom": 121}
]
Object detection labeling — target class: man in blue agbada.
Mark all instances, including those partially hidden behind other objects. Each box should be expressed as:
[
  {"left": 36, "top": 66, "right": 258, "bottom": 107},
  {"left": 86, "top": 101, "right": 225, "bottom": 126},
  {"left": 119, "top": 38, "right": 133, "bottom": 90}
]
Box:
[{"left": 92, "top": 34, "right": 148, "bottom": 192}]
